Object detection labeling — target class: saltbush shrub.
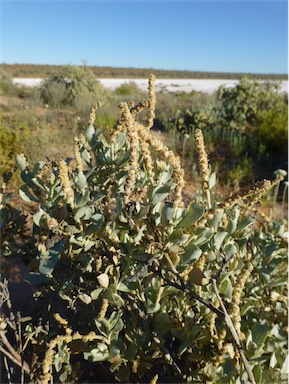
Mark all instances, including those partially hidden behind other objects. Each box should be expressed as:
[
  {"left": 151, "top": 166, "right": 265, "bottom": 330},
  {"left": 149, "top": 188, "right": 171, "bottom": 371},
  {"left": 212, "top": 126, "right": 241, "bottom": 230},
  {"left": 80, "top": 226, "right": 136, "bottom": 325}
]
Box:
[
  {"left": 0, "top": 76, "right": 287, "bottom": 384},
  {"left": 40, "top": 64, "right": 108, "bottom": 109},
  {"left": 114, "top": 81, "right": 141, "bottom": 96},
  {"left": 216, "top": 78, "right": 288, "bottom": 160},
  {"left": 0, "top": 117, "right": 31, "bottom": 187},
  {"left": 171, "top": 78, "right": 288, "bottom": 185},
  {"left": 0, "top": 67, "right": 13, "bottom": 95},
  {"left": 255, "top": 96, "right": 288, "bottom": 155}
]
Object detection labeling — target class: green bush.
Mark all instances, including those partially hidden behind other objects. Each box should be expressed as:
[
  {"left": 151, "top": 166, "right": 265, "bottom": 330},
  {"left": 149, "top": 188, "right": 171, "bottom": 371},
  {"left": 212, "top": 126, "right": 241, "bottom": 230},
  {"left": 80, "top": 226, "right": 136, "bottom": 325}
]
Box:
[
  {"left": 0, "top": 67, "right": 14, "bottom": 95},
  {"left": 0, "top": 76, "right": 287, "bottom": 384},
  {"left": 40, "top": 64, "right": 108, "bottom": 109},
  {"left": 0, "top": 117, "right": 31, "bottom": 187},
  {"left": 216, "top": 78, "right": 280, "bottom": 131},
  {"left": 255, "top": 96, "right": 288, "bottom": 155},
  {"left": 114, "top": 81, "right": 141, "bottom": 96},
  {"left": 39, "top": 81, "right": 69, "bottom": 107},
  {"left": 171, "top": 78, "right": 288, "bottom": 185}
]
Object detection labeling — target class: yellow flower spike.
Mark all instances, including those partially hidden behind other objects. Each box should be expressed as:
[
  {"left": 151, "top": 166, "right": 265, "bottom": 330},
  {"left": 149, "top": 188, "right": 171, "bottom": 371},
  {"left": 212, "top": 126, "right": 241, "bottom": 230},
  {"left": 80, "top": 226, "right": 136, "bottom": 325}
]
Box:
[
  {"left": 217, "top": 328, "right": 227, "bottom": 351},
  {"left": 209, "top": 301, "right": 220, "bottom": 339},
  {"left": 53, "top": 313, "right": 68, "bottom": 327},
  {"left": 146, "top": 74, "right": 156, "bottom": 130},
  {"left": 36, "top": 161, "right": 53, "bottom": 181},
  {"left": 88, "top": 101, "right": 103, "bottom": 126},
  {"left": 139, "top": 127, "right": 155, "bottom": 180},
  {"left": 110, "top": 75, "right": 185, "bottom": 207},
  {"left": 58, "top": 159, "right": 75, "bottom": 208},
  {"left": 150, "top": 374, "right": 159, "bottom": 384},
  {"left": 142, "top": 130, "right": 185, "bottom": 207},
  {"left": 40, "top": 332, "right": 107, "bottom": 384},
  {"left": 230, "top": 262, "right": 254, "bottom": 339},
  {"left": 73, "top": 137, "right": 84, "bottom": 173},
  {"left": 195, "top": 128, "right": 210, "bottom": 190},
  {"left": 195, "top": 128, "right": 212, "bottom": 208},
  {"left": 98, "top": 298, "right": 109, "bottom": 321},
  {"left": 222, "top": 176, "right": 284, "bottom": 210}
]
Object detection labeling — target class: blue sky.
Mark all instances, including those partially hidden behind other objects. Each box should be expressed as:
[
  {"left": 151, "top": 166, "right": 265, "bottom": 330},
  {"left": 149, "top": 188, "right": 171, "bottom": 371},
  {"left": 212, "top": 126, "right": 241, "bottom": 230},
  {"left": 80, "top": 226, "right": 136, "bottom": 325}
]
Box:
[{"left": 1, "top": 1, "right": 288, "bottom": 74}]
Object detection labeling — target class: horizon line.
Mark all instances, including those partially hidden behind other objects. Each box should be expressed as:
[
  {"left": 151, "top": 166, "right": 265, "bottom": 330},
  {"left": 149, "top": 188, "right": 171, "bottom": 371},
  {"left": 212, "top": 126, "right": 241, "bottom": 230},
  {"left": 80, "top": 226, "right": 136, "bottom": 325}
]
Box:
[{"left": 1, "top": 62, "right": 288, "bottom": 76}]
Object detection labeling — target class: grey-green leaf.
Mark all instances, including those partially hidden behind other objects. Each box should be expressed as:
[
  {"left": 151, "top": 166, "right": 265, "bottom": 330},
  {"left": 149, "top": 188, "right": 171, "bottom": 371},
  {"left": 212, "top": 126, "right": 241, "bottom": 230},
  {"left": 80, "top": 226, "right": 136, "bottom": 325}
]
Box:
[
  {"left": 19, "top": 185, "right": 39, "bottom": 203},
  {"left": 177, "top": 202, "right": 204, "bottom": 228},
  {"left": 75, "top": 172, "right": 87, "bottom": 191},
  {"left": 214, "top": 231, "right": 228, "bottom": 250},
  {"left": 182, "top": 243, "right": 202, "bottom": 265},
  {"left": 74, "top": 206, "right": 93, "bottom": 221},
  {"left": 113, "top": 132, "right": 126, "bottom": 152},
  {"left": 151, "top": 184, "right": 172, "bottom": 206},
  {"left": 208, "top": 172, "right": 216, "bottom": 190},
  {"left": 39, "top": 241, "right": 64, "bottom": 276}
]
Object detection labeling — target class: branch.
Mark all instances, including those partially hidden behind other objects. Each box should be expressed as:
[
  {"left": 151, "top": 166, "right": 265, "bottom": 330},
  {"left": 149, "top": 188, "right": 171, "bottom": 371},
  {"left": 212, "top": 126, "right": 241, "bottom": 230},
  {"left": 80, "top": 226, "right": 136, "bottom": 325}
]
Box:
[
  {"left": 0, "top": 330, "right": 30, "bottom": 375},
  {"left": 151, "top": 264, "right": 255, "bottom": 383},
  {"left": 0, "top": 345, "right": 30, "bottom": 375},
  {"left": 212, "top": 278, "right": 256, "bottom": 384},
  {"left": 152, "top": 266, "right": 224, "bottom": 317},
  {"left": 152, "top": 332, "right": 182, "bottom": 376}
]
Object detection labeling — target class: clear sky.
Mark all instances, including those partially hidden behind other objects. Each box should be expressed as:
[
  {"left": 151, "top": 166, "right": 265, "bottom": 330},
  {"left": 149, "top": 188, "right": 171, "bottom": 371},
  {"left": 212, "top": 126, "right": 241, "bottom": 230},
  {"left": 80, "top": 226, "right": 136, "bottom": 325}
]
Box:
[{"left": 1, "top": 0, "right": 288, "bottom": 74}]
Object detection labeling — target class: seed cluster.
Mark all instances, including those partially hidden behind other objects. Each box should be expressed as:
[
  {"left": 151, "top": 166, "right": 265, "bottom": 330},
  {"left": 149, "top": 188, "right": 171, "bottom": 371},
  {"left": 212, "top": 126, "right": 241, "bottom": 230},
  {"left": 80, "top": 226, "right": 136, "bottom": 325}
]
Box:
[
  {"left": 110, "top": 74, "right": 185, "bottom": 207},
  {"left": 88, "top": 101, "right": 103, "bottom": 127},
  {"left": 98, "top": 298, "right": 109, "bottom": 321},
  {"left": 229, "top": 262, "right": 254, "bottom": 339},
  {"left": 222, "top": 176, "right": 285, "bottom": 210},
  {"left": 150, "top": 374, "right": 159, "bottom": 384},
  {"left": 73, "top": 137, "right": 84, "bottom": 173},
  {"left": 197, "top": 175, "right": 285, "bottom": 230},
  {"left": 40, "top": 332, "right": 107, "bottom": 384},
  {"left": 36, "top": 161, "right": 53, "bottom": 182},
  {"left": 57, "top": 159, "right": 75, "bottom": 208},
  {"left": 195, "top": 128, "right": 210, "bottom": 191},
  {"left": 209, "top": 300, "right": 220, "bottom": 339}
]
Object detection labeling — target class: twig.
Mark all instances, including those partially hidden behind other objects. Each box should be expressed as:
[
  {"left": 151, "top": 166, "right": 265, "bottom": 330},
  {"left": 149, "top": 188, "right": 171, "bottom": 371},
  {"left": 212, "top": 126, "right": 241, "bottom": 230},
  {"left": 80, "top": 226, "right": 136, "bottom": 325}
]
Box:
[
  {"left": 0, "top": 280, "right": 12, "bottom": 310},
  {"left": 152, "top": 267, "right": 224, "bottom": 317},
  {"left": 0, "top": 280, "right": 17, "bottom": 332},
  {"left": 0, "top": 345, "right": 30, "bottom": 375},
  {"left": 151, "top": 260, "right": 255, "bottom": 383},
  {"left": 152, "top": 332, "right": 182, "bottom": 376},
  {"left": 0, "top": 330, "right": 30, "bottom": 374},
  {"left": 3, "top": 355, "right": 12, "bottom": 384},
  {"left": 17, "top": 313, "right": 25, "bottom": 384},
  {"left": 212, "top": 278, "right": 256, "bottom": 384},
  {"left": 212, "top": 249, "right": 232, "bottom": 281}
]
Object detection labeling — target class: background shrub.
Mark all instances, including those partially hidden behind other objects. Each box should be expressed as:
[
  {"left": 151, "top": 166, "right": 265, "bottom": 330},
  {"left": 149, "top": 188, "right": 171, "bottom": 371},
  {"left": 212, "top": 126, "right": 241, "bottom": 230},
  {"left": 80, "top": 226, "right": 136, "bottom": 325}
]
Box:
[
  {"left": 114, "top": 81, "right": 141, "bottom": 96},
  {"left": 254, "top": 95, "right": 288, "bottom": 155},
  {"left": 40, "top": 64, "right": 108, "bottom": 108},
  {"left": 170, "top": 78, "right": 288, "bottom": 186},
  {"left": 0, "top": 67, "right": 13, "bottom": 95},
  {"left": 0, "top": 117, "right": 31, "bottom": 187}
]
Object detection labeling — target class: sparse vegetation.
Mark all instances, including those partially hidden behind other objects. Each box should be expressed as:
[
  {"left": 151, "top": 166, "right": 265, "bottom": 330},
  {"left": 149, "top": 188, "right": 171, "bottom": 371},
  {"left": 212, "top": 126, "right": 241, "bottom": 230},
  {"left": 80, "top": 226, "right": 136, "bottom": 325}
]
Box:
[{"left": 1, "top": 62, "right": 287, "bottom": 80}]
